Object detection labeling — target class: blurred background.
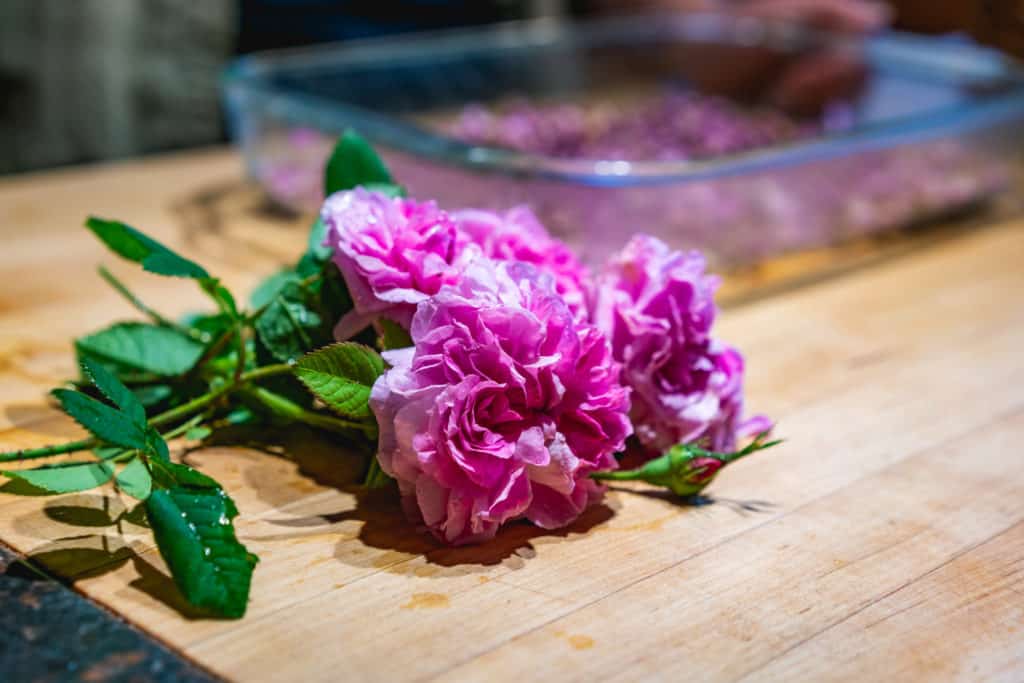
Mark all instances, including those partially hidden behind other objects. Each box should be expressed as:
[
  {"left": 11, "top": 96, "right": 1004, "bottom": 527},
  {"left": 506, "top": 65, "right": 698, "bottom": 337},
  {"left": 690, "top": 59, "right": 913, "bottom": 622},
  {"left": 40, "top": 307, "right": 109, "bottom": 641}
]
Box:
[{"left": 1, "top": 0, "right": 1022, "bottom": 175}]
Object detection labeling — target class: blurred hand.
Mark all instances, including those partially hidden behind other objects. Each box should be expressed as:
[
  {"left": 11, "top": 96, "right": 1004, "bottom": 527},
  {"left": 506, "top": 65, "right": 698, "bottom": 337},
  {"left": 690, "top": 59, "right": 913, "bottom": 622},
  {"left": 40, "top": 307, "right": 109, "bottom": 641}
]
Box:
[
  {"left": 740, "top": 0, "right": 889, "bottom": 113},
  {"left": 596, "top": 0, "right": 890, "bottom": 115}
]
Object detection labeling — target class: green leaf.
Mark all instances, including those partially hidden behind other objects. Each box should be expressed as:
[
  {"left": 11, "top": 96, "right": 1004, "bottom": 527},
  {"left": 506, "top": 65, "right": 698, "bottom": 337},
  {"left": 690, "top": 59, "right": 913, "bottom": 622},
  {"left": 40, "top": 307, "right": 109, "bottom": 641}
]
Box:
[
  {"left": 116, "top": 457, "right": 152, "bottom": 500},
  {"left": 315, "top": 262, "right": 353, "bottom": 330},
  {"left": 146, "top": 488, "right": 257, "bottom": 618},
  {"left": 255, "top": 286, "right": 324, "bottom": 363},
  {"left": 295, "top": 217, "right": 333, "bottom": 272},
  {"left": 132, "top": 384, "right": 174, "bottom": 408},
  {"left": 293, "top": 342, "right": 384, "bottom": 419},
  {"left": 86, "top": 217, "right": 209, "bottom": 279},
  {"left": 200, "top": 279, "right": 239, "bottom": 319},
  {"left": 324, "top": 130, "right": 395, "bottom": 196},
  {"left": 149, "top": 459, "right": 215, "bottom": 489},
  {"left": 145, "top": 429, "right": 170, "bottom": 462},
  {"left": 94, "top": 446, "right": 128, "bottom": 461},
  {"left": 185, "top": 426, "right": 212, "bottom": 441},
  {"left": 378, "top": 318, "right": 413, "bottom": 350},
  {"left": 81, "top": 357, "right": 146, "bottom": 426},
  {"left": 3, "top": 461, "right": 114, "bottom": 494},
  {"left": 361, "top": 182, "right": 406, "bottom": 198},
  {"left": 181, "top": 312, "right": 234, "bottom": 342},
  {"left": 76, "top": 323, "right": 205, "bottom": 377},
  {"left": 52, "top": 389, "right": 148, "bottom": 450},
  {"left": 249, "top": 269, "right": 296, "bottom": 309}
]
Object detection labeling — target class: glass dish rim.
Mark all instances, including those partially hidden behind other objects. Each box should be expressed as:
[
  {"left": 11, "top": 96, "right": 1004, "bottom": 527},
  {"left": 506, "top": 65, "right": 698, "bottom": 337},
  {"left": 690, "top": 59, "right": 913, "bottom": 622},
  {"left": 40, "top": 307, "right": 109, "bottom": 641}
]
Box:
[{"left": 223, "top": 11, "right": 1024, "bottom": 186}]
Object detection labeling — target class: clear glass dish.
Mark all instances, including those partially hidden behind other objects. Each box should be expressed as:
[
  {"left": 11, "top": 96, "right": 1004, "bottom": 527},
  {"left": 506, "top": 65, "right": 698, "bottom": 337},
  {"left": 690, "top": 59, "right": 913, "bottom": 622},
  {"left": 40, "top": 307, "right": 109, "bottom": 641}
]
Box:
[{"left": 223, "top": 13, "right": 1024, "bottom": 268}]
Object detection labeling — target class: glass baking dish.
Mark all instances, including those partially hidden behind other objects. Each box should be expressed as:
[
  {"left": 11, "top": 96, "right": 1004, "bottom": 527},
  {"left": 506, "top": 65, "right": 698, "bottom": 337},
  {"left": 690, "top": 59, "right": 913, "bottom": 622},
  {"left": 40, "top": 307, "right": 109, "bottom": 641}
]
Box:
[{"left": 223, "top": 13, "right": 1024, "bottom": 269}]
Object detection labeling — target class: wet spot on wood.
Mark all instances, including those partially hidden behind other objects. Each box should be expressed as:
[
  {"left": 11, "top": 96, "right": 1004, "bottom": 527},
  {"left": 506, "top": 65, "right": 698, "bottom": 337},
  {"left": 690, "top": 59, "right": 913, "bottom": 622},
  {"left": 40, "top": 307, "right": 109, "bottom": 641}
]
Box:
[
  {"left": 568, "top": 635, "right": 595, "bottom": 650},
  {"left": 413, "top": 565, "right": 439, "bottom": 577},
  {"left": 553, "top": 630, "right": 595, "bottom": 650},
  {"left": 401, "top": 592, "right": 449, "bottom": 610},
  {"left": 477, "top": 576, "right": 490, "bottom": 584}
]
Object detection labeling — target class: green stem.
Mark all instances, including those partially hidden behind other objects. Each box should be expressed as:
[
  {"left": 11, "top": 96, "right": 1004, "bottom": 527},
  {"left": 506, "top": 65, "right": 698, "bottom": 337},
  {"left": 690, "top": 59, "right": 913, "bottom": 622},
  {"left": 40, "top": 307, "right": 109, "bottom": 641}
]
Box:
[
  {"left": 0, "top": 437, "right": 98, "bottom": 462},
  {"left": 239, "top": 364, "right": 293, "bottom": 383},
  {"left": 240, "top": 386, "right": 376, "bottom": 438},
  {"left": 590, "top": 469, "right": 643, "bottom": 482},
  {"left": 0, "top": 364, "right": 296, "bottom": 463},
  {"left": 149, "top": 384, "right": 233, "bottom": 429},
  {"left": 232, "top": 328, "right": 248, "bottom": 384},
  {"left": 161, "top": 413, "right": 206, "bottom": 440},
  {"left": 98, "top": 266, "right": 204, "bottom": 342}
]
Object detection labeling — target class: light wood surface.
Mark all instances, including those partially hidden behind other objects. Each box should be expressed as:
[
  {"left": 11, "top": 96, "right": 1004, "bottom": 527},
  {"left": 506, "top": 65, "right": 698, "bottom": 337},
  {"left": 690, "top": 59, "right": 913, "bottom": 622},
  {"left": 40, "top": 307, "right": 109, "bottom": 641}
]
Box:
[{"left": 0, "top": 149, "right": 1022, "bottom": 682}]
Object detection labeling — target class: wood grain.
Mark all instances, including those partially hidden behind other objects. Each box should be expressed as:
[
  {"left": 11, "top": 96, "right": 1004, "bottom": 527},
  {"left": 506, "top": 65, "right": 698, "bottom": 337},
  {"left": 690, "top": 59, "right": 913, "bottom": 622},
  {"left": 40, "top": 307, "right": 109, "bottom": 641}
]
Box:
[{"left": 0, "top": 149, "right": 1022, "bottom": 682}]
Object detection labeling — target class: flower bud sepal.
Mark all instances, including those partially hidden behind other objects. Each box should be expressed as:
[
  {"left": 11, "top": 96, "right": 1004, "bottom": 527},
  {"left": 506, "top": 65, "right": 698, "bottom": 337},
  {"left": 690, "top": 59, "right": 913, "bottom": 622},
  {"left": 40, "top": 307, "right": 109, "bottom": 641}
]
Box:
[{"left": 591, "top": 432, "right": 781, "bottom": 498}]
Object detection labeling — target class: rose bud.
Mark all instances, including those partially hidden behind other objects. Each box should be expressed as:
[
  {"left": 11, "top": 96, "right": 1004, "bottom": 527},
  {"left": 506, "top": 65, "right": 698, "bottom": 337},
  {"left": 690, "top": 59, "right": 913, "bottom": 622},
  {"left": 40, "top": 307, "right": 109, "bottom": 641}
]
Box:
[{"left": 592, "top": 431, "right": 780, "bottom": 498}]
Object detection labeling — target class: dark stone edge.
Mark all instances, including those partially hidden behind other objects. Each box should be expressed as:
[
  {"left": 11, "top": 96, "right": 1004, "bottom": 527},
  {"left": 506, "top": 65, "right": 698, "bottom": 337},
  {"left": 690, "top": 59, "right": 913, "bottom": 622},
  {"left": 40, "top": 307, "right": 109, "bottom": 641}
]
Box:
[{"left": 0, "top": 540, "right": 223, "bottom": 683}]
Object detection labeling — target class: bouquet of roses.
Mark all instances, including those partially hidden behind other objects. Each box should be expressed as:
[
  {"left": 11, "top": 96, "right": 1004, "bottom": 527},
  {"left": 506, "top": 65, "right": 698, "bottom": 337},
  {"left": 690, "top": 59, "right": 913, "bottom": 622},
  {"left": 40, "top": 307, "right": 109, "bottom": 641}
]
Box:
[{"left": 0, "top": 132, "right": 776, "bottom": 618}]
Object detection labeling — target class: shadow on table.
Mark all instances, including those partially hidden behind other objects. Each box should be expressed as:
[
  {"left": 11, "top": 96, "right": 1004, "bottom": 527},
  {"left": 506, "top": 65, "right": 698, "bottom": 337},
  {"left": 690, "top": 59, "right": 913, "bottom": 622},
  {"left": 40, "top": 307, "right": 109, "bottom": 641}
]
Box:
[
  {"left": 605, "top": 486, "right": 779, "bottom": 516},
  {"left": 20, "top": 536, "right": 227, "bottom": 620},
  {"left": 3, "top": 403, "right": 76, "bottom": 437},
  {"left": 8, "top": 492, "right": 220, "bottom": 620},
  {"left": 346, "top": 487, "right": 616, "bottom": 571},
  {"left": 239, "top": 429, "right": 620, "bottom": 572}
]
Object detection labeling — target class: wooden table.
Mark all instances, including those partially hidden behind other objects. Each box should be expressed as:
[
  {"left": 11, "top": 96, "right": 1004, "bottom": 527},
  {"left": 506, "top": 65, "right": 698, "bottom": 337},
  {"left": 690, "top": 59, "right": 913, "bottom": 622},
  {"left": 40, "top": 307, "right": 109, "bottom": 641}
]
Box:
[{"left": 1, "top": 149, "right": 1022, "bottom": 682}]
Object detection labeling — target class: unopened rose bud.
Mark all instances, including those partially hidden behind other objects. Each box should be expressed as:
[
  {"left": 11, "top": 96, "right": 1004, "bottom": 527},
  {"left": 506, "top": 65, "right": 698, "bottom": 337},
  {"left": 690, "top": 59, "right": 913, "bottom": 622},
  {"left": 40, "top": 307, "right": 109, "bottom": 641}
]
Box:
[{"left": 592, "top": 432, "right": 780, "bottom": 498}]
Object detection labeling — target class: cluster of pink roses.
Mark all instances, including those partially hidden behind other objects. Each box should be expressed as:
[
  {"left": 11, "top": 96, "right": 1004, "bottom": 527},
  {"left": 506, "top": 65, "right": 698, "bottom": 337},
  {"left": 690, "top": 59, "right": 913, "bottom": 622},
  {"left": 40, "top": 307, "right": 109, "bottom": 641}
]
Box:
[{"left": 323, "top": 188, "right": 768, "bottom": 545}]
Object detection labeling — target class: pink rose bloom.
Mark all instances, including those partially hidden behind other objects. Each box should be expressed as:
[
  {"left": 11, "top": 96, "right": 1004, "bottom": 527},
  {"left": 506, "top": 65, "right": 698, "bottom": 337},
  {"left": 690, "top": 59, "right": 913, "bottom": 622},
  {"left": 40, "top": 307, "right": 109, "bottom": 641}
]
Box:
[
  {"left": 322, "top": 188, "right": 478, "bottom": 339},
  {"left": 371, "top": 260, "right": 631, "bottom": 545},
  {"left": 593, "top": 234, "right": 770, "bottom": 454},
  {"left": 453, "top": 207, "right": 590, "bottom": 319}
]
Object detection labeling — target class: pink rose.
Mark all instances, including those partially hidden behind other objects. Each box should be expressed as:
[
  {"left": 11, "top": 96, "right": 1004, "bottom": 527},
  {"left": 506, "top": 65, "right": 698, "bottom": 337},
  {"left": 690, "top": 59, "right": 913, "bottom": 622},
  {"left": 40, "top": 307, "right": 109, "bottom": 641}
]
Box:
[
  {"left": 371, "top": 260, "right": 631, "bottom": 545},
  {"left": 594, "top": 234, "right": 769, "bottom": 454},
  {"left": 323, "top": 188, "right": 478, "bottom": 339},
  {"left": 453, "top": 207, "right": 590, "bottom": 319}
]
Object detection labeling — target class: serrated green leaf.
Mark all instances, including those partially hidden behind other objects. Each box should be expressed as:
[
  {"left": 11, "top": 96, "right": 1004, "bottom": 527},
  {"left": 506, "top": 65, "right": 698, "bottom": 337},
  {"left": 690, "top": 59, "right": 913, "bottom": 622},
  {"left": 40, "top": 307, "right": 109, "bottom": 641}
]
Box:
[
  {"left": 86, "top": 217, "right": 209, "bottom": 279},
  {"left": 116, "top": 457, "right": 152, "bottom": 500},
  {"left": 293, "top": 342, "right": 384, "bottom": 419},
  {"left": 3, "top": 461, "right": 114, "bottom": 494},
  {"left": 76, "top": 323, "right": 205, "bottom": 377},
  {"left": 255, "top": 287, "right": 324, "bottom": 363},
  {"left": 324, "top": 130, "right": 395, "bottom": 197},
  {"left": 148, "top": 460, "right": 236, "bottom": 516},
  {"left": 249, "top": 269, "right": 296, "bottom": 309},
  {"left": 52, "top": 389, "right": 149, "bottom": 449},
  {"left": 146, "top": 488, "right": 257, "bottom": 618},
  {"left": 81, "top": 357, "right": 146, "bottom": 426}
]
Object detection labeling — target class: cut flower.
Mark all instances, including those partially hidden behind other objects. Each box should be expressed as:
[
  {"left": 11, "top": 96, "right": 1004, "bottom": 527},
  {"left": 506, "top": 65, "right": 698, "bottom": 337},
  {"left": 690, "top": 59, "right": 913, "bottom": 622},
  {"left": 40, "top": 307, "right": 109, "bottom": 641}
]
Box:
[
  {"left": 593, "top": 234, "right": 770, "bottom": 454},
  {"left": 323, "top": 188, "right": 478, "bottom": 339},
  {"left": 371, "top": 260, "right": 631, "bottom": 545}
]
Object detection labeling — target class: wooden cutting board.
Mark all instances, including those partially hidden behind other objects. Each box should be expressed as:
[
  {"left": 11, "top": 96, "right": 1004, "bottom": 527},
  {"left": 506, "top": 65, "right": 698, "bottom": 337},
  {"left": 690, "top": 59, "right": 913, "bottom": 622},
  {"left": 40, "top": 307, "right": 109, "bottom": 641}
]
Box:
[{"left": 1, "top": 149, "right": 1022, "bottom": 682}]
